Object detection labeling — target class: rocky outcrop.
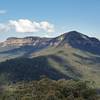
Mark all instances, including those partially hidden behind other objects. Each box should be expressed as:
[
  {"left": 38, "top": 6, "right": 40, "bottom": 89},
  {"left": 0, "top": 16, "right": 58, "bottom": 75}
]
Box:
[{"left": 0, "top": 37, "right": 51, "bottom": 47}]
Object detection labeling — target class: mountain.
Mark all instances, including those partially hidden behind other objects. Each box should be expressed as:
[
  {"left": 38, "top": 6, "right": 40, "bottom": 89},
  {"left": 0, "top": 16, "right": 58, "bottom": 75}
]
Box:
[
  {"left": 0, "top": 36, "right": 51, "bottom": 61},
  {"left": 0, "top": 31, "right": 99, "bottom": 63},
  {"left": 0, "top": 31, "right": 100, "bottom": 58},
  {"left": 1, "top": 36, "right": 52, "bottom": 47},
  {"left": 0, "top": 31, "right": 100, "bottom": 87},
  {"left": 60, "top": 31, "right": 100, "bottom": 55}
]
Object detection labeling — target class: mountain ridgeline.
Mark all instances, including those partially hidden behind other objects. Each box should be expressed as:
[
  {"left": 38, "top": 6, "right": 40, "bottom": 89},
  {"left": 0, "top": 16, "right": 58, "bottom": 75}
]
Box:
[
  {"left": 0, "top": 31, "right": 100, "bottom": 88},
  {"left": 0, "top": 31, "right": 100, "bottom": 56}
]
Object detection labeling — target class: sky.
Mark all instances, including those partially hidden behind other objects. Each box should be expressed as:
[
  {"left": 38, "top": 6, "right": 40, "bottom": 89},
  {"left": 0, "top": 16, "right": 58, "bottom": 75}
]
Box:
[{"left": 0, "top": 0, "right": 100, "bottom": 41}]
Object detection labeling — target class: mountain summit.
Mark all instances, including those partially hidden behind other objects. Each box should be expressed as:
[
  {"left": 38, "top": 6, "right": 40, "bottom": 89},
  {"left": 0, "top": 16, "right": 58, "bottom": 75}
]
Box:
[
  {"left": 0, "top": 31, "right": 100, "bottom": 56},
  {"left": 0, "top": 31, "right": 100, "bottom": 87},
  {"left": 59, "top": 31, "right": 100, "bottom": 54}
]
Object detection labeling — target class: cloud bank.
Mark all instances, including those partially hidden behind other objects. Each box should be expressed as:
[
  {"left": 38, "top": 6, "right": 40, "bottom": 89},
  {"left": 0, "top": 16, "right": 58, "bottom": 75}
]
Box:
[
  {"left": 0, "top": 19, "right": 55, "bottom": 33},
  {"left": 0, "top": 23, "right": 10, "bottom": 33}
]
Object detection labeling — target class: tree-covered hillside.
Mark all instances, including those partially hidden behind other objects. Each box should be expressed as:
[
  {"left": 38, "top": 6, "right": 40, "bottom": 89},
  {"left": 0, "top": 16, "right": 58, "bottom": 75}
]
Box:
[
  {"left": 0, "top": 78, "right": 99, "bottom": 100},
  {"left": 0, "top": 57, "right": 69, "bottom": 84}
]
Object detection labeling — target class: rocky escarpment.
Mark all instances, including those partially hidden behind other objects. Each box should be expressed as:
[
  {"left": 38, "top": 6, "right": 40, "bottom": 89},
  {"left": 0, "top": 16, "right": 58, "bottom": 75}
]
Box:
[
  {"left": 0, "top": 37, "right": 51, "bottom": 47},
  {"left": 0, "top": 31, "right": 100, "bottom": 55}
]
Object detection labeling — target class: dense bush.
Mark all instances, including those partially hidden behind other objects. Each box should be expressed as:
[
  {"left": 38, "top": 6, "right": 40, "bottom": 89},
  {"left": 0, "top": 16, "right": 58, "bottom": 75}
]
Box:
[
  {"left": 0, "top": 57, "right": 68, "bottom": 84},
  {"left": 0, "top": 78, "right": 99, "bottom": 100}
]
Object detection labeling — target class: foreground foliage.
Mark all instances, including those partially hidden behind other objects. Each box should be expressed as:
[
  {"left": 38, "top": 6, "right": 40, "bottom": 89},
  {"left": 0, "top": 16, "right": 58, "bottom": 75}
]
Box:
[{"left": 0, "top": 78, "right": 99, "bottom": 100}]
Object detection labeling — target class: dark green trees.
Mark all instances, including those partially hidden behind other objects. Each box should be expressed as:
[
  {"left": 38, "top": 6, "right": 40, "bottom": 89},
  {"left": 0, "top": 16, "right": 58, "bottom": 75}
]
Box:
[{"left": 0, "top": 78, "right": 98, "bottom": 100}]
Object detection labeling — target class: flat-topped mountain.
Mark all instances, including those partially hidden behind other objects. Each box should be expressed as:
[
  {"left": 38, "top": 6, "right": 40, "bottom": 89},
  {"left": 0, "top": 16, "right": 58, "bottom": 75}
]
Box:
[
  {"left": 0, "top": 31, "right": 100, "bottom": 87},
  {"left": 0, "top": 36, "right": 51, "bottom": 47},
  {"left": 0, "top": 31, "right": 100, "bottom": 55}
]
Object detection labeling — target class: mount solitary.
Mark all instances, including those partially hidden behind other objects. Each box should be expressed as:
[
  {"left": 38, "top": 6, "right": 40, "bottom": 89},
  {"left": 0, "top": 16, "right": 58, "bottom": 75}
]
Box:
[{"left": 0, "top": 31, "right": 100, "bottom": 88}]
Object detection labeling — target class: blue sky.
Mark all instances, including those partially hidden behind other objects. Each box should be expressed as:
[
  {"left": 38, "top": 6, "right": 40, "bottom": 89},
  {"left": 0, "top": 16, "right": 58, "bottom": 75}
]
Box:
[{"left": 0, "top": 0, "right": 100, "bottom": 41}]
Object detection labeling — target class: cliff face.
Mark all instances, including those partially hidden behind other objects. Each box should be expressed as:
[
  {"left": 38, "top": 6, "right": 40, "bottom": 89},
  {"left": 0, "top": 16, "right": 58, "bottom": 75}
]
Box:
[
  {"left": 3, "top": 38, "right": 33, "bottom": 46},
  {"left": 0, "top": 37, "right": 51, "bottom": 47}
]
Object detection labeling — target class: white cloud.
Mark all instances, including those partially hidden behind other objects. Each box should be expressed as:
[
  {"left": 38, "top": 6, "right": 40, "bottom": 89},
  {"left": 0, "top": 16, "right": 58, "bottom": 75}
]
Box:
[
  {"left": 9, "top": 19, "right": 55, "bottom": 33},
  {"left": 0, "top": 23, "right": 10, "bottom": 33},
  {"left": 0, "top": 10, "right": 7, "bottom": 15},
  {"left": 9, "top": 19, "right": 39, "bottom": 33},
  {"left": 0, "top": 19, "right": 55, "bottom": 34},
  {"left": 40, "top": 21, "right": 54, "bottom": 32}
]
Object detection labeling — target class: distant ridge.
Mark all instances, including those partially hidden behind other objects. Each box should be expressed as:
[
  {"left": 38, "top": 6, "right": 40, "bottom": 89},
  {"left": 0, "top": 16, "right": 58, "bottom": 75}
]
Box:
[{"left": 0, "top": 31, "right": 100, "bottom": 55}]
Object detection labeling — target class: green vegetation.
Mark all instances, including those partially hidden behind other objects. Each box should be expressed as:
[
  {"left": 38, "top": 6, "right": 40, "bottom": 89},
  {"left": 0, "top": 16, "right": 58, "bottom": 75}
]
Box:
[
  {"left": 0, "top": 46, "right": 100, "bottom": 88},
  {"left": 0, "top": 78, "right": 99, "bottom": 100},
  {"left": 32, "top": 46, "right": 100, "bottom": 88},
  {"left": 0, "top": 57, "right": 68, "bottom": 85},
  {"left": 0, "top": 42, "right": 100, "bottom": 100}
]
